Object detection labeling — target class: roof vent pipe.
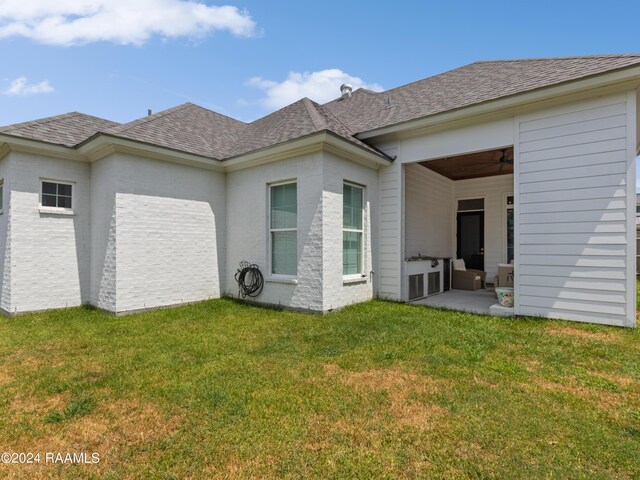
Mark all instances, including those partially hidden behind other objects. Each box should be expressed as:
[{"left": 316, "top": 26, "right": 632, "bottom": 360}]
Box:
[
  {"left": 340, "top": 83, "right": 353, "bottom": 98},
  {"left": 147, "top": 109, "right": 152, "bottom": 116}
]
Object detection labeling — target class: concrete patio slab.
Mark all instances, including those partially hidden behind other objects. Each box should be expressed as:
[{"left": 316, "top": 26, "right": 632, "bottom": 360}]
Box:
[{"left": 410, "top": 288, "right": 497, "bottom": 315}]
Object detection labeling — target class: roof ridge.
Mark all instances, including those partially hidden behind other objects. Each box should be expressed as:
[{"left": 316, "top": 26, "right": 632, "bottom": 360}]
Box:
[
  {"left": 180, "top": 102, "right": 248, "bottom": 126},
  {"left": 301, "top": 97, "right": 326, "bottom": 131},
  {"left": 107, "top": 103, "right": 194, "bottom": 134},
  {"left": 473, "top": 53, "right": 640, "bottom": 64},
  {"left": 311, "top": 99, "right": 357, "bottom": 135}
]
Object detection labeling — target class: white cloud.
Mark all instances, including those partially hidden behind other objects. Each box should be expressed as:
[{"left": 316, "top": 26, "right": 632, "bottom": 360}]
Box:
[
  {"left": 248, "top": 69, "right": 383, "bottom": 109},
  {"left": 0, "top": 0, "right": 256, "bottom": 46},
  {"left": 3, "top": 76, "right": 53, "bottom": 96}
]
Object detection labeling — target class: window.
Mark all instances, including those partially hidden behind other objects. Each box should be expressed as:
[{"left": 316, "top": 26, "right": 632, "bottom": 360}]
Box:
[
  {"left": 458, "top": 198, "right": 484, "bottom": 211},
  {"left": 0, "top": 180, "right": 3, "bottom": 212},
  {"left": 270, "top": 182, "right": 297, "bottom": 276},
  {"left": 343, "top": 183, "right": 364, "bottom": 276},
  {"left": 506, "top": 195, "right": 514, "bottom": 263},
  {"left": 41, "top": 181, "right": 73, "bottom": 209}
]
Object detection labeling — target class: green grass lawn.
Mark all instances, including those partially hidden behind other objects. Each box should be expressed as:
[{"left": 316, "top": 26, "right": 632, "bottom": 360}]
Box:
[{"left": 0, "top": 299, "right": 639, "bottom": 479}]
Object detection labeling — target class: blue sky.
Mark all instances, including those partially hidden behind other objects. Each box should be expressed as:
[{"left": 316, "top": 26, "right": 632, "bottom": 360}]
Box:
[{"left": 1, "top": 0, "right": 639, "bottom": 184}]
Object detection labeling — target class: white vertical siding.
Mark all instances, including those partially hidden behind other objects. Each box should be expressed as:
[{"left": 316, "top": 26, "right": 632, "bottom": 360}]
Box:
[
  {"left": 516, "top": 93, "right": 635, "bottom": 326},
  {"left": 455, "top": 175, "right": 514, "bottom": 281},
  {"left": 404, "top": 163, "right": 454, "bottom": 259}
]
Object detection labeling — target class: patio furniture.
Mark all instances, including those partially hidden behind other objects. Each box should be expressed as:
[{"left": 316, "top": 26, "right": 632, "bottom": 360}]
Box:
[
  {"left": 451, "top": 258, "right": 487, "bottom": 291},
  {"left": 494, "top": 263, "right": 514, "bottom": 297}
]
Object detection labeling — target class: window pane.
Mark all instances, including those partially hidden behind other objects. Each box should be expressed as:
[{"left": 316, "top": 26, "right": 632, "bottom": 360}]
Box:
[
  {"left": 272, "top": 231, "right": 297, "bottom": 275},
  {"left": 42, "top": 182, "right": 57, "bottom": 195},
  {"left": 343, "top": 184, "right": 363, "bottom": 230},
  {"left": 506, "top": 195, "right": 514, "bottom": 206},
  {"left": 507, "top": 208, "right": 514, "bottom": 263},
  {"left": 271, "top": 183, "right": 297, "bottom": 229},
  {"left": 343, "top": 231, "right": 362, "bottom": 275},
  {"left": 57, "top": 183, "right": 72, "bottom": 197},
  {"left": 458, "top": 198, "right": 484, "bottom": 211},
  {"left": 42, "top": 194, "right": 57, "bottom": 207},
  {"left": 58, "top": 196, "right": 72, "bottom": 209}
]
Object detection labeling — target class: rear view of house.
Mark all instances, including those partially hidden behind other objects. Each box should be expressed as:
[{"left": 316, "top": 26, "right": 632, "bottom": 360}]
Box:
[{"left": 0, "top": 54, "right": 638, "bottom": 326}]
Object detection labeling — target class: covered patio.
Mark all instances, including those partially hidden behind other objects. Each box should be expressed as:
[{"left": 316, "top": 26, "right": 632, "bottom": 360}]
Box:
[{"left": 403, "top": 146, "right": 515, "bottom": 313}]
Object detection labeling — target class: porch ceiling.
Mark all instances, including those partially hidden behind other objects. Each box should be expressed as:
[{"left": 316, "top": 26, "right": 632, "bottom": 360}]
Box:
[{"left": 419, "top": 147, "right": 514, "bottom": 180}]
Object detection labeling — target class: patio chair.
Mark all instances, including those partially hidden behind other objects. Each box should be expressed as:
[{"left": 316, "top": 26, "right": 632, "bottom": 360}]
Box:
[{"left": 451, "top": 259, "right": 487, "bottom": 291}]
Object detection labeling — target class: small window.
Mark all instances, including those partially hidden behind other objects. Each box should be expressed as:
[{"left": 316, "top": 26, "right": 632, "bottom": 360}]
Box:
[
  {"left": 458, "top": 198, "right": 484, "bottom": 211},
  {"left": 270, "top": 182, "right": 297, "bottom": 276},
  {"left": 507, "top": 195, "right": 514, "bottom": 206},
  {"left": 343, "top": 183, "right": 364, "bottom": 276},
  {"left": 41, "top": 181, "right": 73, "bottom": 209}
]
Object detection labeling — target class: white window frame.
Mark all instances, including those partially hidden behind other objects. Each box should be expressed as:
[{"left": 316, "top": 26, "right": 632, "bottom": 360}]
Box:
[
  {"left": 343, "top": 181, "right": 365, "bottom": 280},
  {"left": 40, "top": 179, "right": 75, "bottom": 215},
  {"left": 503, "top": 193, "right": 514, "bottom": 263},
  {"left": 268, "top": 180, "right": 297, "bottom": 279}
]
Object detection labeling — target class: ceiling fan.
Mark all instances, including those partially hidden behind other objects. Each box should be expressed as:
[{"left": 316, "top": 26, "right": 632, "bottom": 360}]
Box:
[
  {"left": 496, "top": 148, "right": 514, "bottom": 172},
  {"left": 473, "top": 148, "right": 514, "bottom": 174}
]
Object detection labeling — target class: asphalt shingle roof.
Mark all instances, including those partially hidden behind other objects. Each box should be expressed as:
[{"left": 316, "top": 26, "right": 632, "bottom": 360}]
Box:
[
  {"left": 229, "top": 97, "right": 382, "bottom": 158},
  {"left": 0, "top": 112, "right": 119, "bottom": 147},
  {"left": 102, "top": 103, "right": 246, "bottom": 159},
  {"left": 2, "top": 54, "right": 640, "bottom": 160},
  {"left": 323, "top": 54, "right": 640, "bottom": 133}
]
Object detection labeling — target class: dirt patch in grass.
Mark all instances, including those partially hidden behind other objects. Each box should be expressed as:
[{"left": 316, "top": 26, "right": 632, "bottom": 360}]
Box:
[
  {"left": 324, "top": 365, "right": 448, "bottom": 429},
  {"left": 10, "top": 391, "right": 71, "bottom": 415},
  {"left": 517, "top": 356, "right": 542, "bottom": 373},
  {"left": 0, "top": 397, "right": 182, "bottom": 479},
  {"left": 532, "top": 378, "right": 627, "bottom": 410},
  {"left": 589, "top": 371, "right": 636, "bottom": 389},
  {"left": 0, "top": 366, "right": 12, "bottom": 385},
  {"left": 546, "top": 325, "right": 616, "bottom": 343}
]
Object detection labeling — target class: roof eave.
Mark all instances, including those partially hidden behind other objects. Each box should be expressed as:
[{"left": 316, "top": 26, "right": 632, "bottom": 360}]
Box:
[
  {"left": 357, "top": 63, "right": 640, "bottom": 140},
  {"left": 223, "top": 131, "right": 392, "bottom": 172},
  {"left": 0, "top": 133, "right": 85, "bottom": 161},
  {"left": 78, "top": 133, "right": 225, "bottom": 171}
]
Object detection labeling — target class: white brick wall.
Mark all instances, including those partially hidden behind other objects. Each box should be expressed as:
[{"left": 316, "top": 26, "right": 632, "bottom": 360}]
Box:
[
  {"left": 7, "top": 151, "right": 91, "bottom": 313},
  {"left": 92, "top": 153, "right": 225, "bottom": 313},
  {"left": 90, "top": 156, "right": 118, "bottom": 311},
  {"left": 0, "top": 154, "right": 10, "bottom": 312},
  {"left": 225, "top": 152, "right": 325, "bottom": 310},
  {"left": 225, "top": 151, "right": 378, "bottom": 312},
  {"left": 321, "top": 151, "right": 377, "bottom": 311}
]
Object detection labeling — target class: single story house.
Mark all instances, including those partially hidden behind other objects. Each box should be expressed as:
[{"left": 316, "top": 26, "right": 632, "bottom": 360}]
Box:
[{"left": 0, "top": 54, "right": 638, "bottom": 327}]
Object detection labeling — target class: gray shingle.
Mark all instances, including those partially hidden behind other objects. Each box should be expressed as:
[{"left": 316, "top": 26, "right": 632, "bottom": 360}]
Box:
[
  {"left": 0, "top": 112, "right": 119, "bottom": 147},
  {"left": 228, "top": 98, "right": 383, "bottom": 158},
  {"left": 103, "top": 103, "right": 247, "bottom": 160},
  {"left": 323, "top": 54, "right": 640, "bottom": 133}
]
